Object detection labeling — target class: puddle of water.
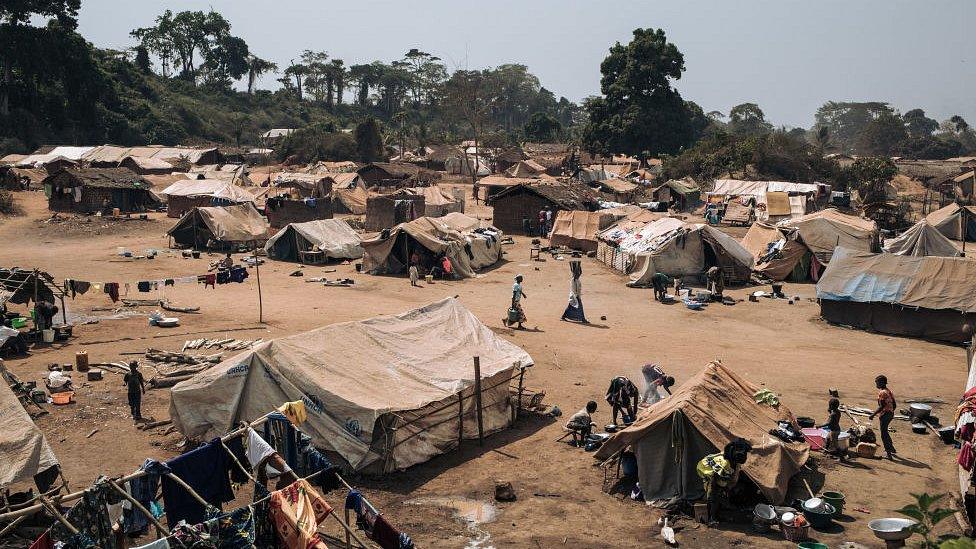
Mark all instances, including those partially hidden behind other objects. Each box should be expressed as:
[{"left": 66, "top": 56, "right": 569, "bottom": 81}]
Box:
[{"left": 405, "top": 496, "right": 498, "bottom": 548}]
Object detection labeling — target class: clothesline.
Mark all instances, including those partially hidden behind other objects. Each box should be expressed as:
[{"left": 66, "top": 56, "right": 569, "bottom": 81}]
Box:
[{"left": 62, "top": 266, "right": 249, "bottom": 303}]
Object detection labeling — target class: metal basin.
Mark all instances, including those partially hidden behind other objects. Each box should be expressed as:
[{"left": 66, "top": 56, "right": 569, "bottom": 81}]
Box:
[{"left": 868, "top": 518, "right": 916, "bottom": 541}]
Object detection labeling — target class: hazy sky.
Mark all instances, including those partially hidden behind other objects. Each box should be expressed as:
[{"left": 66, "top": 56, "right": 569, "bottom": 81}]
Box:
[{"left": 76, "top": 0, "right": 975, "bottom": 128}]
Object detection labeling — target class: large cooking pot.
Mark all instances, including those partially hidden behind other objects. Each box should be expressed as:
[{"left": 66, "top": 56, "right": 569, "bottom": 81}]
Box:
[{"left": 909, "top": 403, "right": 932, "bottom": 421}]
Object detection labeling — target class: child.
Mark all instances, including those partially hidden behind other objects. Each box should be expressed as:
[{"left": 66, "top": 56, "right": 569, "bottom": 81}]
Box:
[
  {"left": 820, "top": 397, "right": 846, "bottom": 461},
  {"left": 409, "top": 264, "right": 420, "bottom": 287},
  {"left": 565, "top": 401, "right": 598, "bottom": 447}
]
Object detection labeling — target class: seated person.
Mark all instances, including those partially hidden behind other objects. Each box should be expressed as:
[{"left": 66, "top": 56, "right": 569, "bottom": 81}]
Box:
[
  {"left": 565, "top": 400, "right": 598, "bottom": 447},
  {"left": 697, "top": 439, "right": 752, "bottom": 522}
]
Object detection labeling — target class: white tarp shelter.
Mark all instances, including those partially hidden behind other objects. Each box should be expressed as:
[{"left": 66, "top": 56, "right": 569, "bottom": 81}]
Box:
[
  {"left": 0, "top": 363, "right": 60, "bottom": 488},
  {"left": 265, "top": 219, "right": 364, "bottom": 262},
  {"left": 882, "top": 220, "right": 961, "bottom": 257},
  {"left": 170, "top": 298, "right": 533, "bottom": 472}
]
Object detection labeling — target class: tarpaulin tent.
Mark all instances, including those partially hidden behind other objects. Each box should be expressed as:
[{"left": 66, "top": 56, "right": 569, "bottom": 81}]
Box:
[
  {"left": 264, "top": 219, "right": 363, "bottom": 262},
  {"left": 167, "top": 203, "right": 268, "bottom": 249},
  {"left": 926, "top": 203, "right": 976, "bottom": 241},
  {"left": 170, "top": 298, "right": 532, "bottom": 472},
  {"left": 594, "top": 361, "right": 808, "bottom": 504},
  {"left": 332, "top": 186, "right": 369, "bottom": 215},
  {"left": 361, "top": 216, "right": 502, "bottom": 276},
  {"left": 0, "top": 363, "right": 60, "bottom": 488},
  {"left": 398, "top": 186, "right": 463, "bottom": 217},
  {"left": 740, "top": 223, "right": 813, "bottom": 282},
  {"left": 548, "top": 210, "right": 614, "bottom": 252},
  {"left": 597, "top": 218, "right": 754, "bottom": 285},
  {"left": 161, "top": 179, "right": 256, "bottom": 218},
  {"left": 882, "top": 220, "right": 961, "bottom": 257},
  {"left": 778, "top": 209, "right": 877, "bottom": 259},
  {"left": 817, "top": 247, "right": 976, "bottom": 343}
]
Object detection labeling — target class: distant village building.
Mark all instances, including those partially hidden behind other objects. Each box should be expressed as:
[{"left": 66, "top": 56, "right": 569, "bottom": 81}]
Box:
[
  {"left": 488, "top": 182, "right": 600, "bottom": 235},
  {"left": 44, "top": 168, "right": 158, "bottom": 214}
]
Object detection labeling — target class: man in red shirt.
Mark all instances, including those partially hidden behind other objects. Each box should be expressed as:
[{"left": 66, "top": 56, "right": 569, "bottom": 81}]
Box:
[{"left": 869, "top": 374, "right": 897, "bottom": 460}]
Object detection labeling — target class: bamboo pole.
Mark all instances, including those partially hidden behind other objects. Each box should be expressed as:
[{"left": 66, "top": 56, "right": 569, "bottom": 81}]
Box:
[
  {"left": 0, "top": 516, "right": 26, "bottom": 538},
  {"left": 457, "top": 392, "right": 464, "bottom": 452},
  {"left": 106, "top": 478, "right": 170, "bottom": 538},
  {"left": 344, "top": 508, "right": 352, "bottom": 548},
  {"left": 38, "top": 496, "right": 80, "bottom": 536},
  {"left": 163, "top": 472, "right": 210, "bottom": 509}
]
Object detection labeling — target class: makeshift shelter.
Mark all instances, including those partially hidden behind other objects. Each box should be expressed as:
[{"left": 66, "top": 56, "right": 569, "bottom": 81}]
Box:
[
  {"left": 323, "top": 172, "right": 362, "bottom": 190},
  {"left": 926, "top": 203, "right": 976, "bottom": 241},
  {"left": 119, "top": 156, "right": 175, "bottom": 175},
  {"left": 650, "top": 178, "right": 701, "bottom": 211},
  {"left": 273, "top": 173, "right": 333, "bottom": 199},
  {"left": 44, "top": 168, "right": 158, "bottom": 214},
  {"left": 882, "top": 220, "right": 961, "bottom": 257},
  {"left": 362, "top": 216, "right": 502, "bottom": 277},
  {"left": 438, "top": 212, "right": 484, "bottom": 233},
  {"left": 709, "top": 179, "right": 823, "bottom": 221},
  {"left": 398, "top": 186, "right": 463, "bottom": 217},
  {"left": 548, "top": 210, "right": 614, "bottom": 252},
  {"left": 364, "top": 193, "right": 425, "bottom": 232},
  {"left": 778, "top": 209, "right": 878, "bottom": 261},
  {"left": 167, "top": 203, "right": 268, "bottom": 250},
  {"left": 817, "top": 247, "right": 976, "bottom": 343},
  {"left": 594, "top": 179, "right": 639, "bottom": 203},
  {"left": 171, "top": 298, "right": 532, "bottom": 472},
  {"left": 445, "top": 155, "right": 491, "bottom": 177},
  {"left": 332, "top": 186, "right": 369, "bottom": 215},
  {"left": 264, "top": 219, "right": 363, "bottom": 262},
  {"left": 488, "top": 182, "right": 600, "bottom": 235},
  {"left": 740, "top": 223, "right": 814, "bottom": 282},
  {"left": 597, "top": 217, "right": 754, "bottom": 285},
  {"left": 594, "top": 361, "right": 808, "bottom": 504},
  {"left": 357, "top": 163, "right": 437, "bottom": 188},
  {"left": 505, "top": 160, "right": 546, "bottom": 178},
  {"left": 160, "top": 179, "right": 256, "bottom": 218},
  {"left": 0, "top": 363, "right": 60, "bottom": 489},
  {"left": 477, "top": 176, "right": 542, "bottom": 199}
]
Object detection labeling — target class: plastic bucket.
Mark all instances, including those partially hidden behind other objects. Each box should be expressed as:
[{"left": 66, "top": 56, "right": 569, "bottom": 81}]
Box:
[
  {"left": 801, "top": 428, "right": 825, "bottom": 450},
  {"left": 42, "top": 329, "right": 55, "bottom": 343},
  {"left": 51, "top": 391, "right": 74, "bottom": 405},
  {"left": 836, "top": 432, "right": 850, "bottom": 451},
  {"left": 821, "top": 491, "right": 845, "bottom": 515}
]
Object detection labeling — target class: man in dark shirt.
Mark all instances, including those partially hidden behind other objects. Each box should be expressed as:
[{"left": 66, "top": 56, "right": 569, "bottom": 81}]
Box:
[{"left": 123, "top": 361, "right": 146, "bottom": 421}]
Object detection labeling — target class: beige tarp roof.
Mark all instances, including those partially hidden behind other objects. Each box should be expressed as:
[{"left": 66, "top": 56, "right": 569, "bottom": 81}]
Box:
[
  {"left": 161, "top": 179, "right": 255, "bottom": 202},
  {"left": 326, "top": 172, "right": 360, "bottom": 189},
  {"left": 362, "top": 216, "right": 502, "bottom": 276},
  {"left": 740, "top": 223, "right": 785, "bottom": 260},
  {"left": 817, "top": 247, "right": 976, "bottom": 313},
  {"left": 598, "top": 179, "right": 638, "bottom": 194},
  {"left": 505, "top": 160, "right": 546, "bottom": 178},
  {"left": 883, "top": 220, "right": 961, "bottom": 257},
  {"left": 926, "top": 203, "right": 976, "bottom": 240},
  {"left": 265, "top": 219, "right": 364, "bottom": 260},
  {"left": 333, "top": 186, "right": 369, "bottom": 215},
  {"left": 171, "top": 298, "right": 532, "bottom": 471},
  {"left": 438, "top": 212, "right": 485, "bottom": 232},
  {"left": 0, "top": 364, "right": 59, "bottom": 488},
  {"left": 549, "top": 210, "right": 613, "bottom": 251},
  {"left": 168, "top": 203, "right": 268, "bottom": 243},
  {"left": 778, "top": 209, "right": 877, "bottom": 255},
  {"left": 400, "top": 186, "right": 457, "bottom": 207},
  {"left": 765, "top": 191, "right": 791, "bottom": 216},
  {"left": 595, "top": 361, "right": 809, "bottom": 504}
]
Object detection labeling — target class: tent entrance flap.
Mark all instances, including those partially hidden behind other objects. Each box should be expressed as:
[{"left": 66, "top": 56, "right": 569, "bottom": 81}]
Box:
[{"left": 634, "top": 410, "right": 717, "bottom": 502}]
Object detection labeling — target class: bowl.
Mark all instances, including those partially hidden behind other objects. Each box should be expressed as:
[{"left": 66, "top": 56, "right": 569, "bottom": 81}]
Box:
[
  {"left": 754, "top": 503, "right": 776, "bottom": 522},
  {"left": 868, "top": 518, "right": 917, "bottom": 541},
  {"left": 797, "top": 543, "right": 828, "bottom": 549},
  {"left": 801, "top": 502, "right": 835, "bottom": 529},
  {"left": 802, "top": 497, "right": 825, "bottom": 512}
]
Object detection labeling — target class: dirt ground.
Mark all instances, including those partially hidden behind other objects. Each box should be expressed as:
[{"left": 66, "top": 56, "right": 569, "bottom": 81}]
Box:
[{"left": 0, "top": 186, "right": 968, "bottom": 548}]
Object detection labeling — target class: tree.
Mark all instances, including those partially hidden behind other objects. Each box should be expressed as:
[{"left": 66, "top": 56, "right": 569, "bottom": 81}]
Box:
[
  {"left": 728, "top": 103, "right": 772, "bottom": 136},
  {"left": 814, "top": 101, "right": 895, "bottom": 152},
  {"left": 524, "top": 112, "right": 562, "bottom": 141},
  {"left": 444, "top": 70, "right": 493, "bottom": 184},
  {"left": 856, "top": 111, "right": 907, "bottom": 155},
  {"left": 581, "top": 28, "right": 698, "bottom": 156},
  {"left": 329, "top": 59, "right": 346, "bottom": 106},
  {"left": 134, "top": 45, "right": 152, "bottom": 74},
  {"left": 903, "top": 108, "right": 938, "bottom": 138},
  {"left": 355, "top": 118, "right": 385, "bottom": 162},
  {"left": 848, "top": 156, "right": 897, "bottom": 208},
  {"left": 277, "top": 124, "right": 356, "bottom": 163},
  {"left": 1, "top": 0, "right": 81, "bottom": 115},
  {"left": 347, "top": 63, "right": 377, "bottom": 107},
  {"left": 246, "top": 55, "right": 277, "bottom": 95}
]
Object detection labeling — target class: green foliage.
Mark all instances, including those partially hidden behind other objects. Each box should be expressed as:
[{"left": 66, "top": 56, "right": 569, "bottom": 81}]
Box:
[
  {"left": 897, "top": 492, "right": 958, "bottom": 548},
  {"left": 815, "top": 101, "right": 895, "bottom": 153},
  {"left": 849, "top": 156, "right": 897, "bottom": 206},
  {"left": 940, "top": 538, "right": 976, "bottom": 549},
  {"left": 276, "top": 124, "right": 356, "bottom": 163},
  {"left": 354, "top": 118, "right": 384, "bottom": 163},
  {"left": 728, "top": 103, "right": 772, "bottom": 137},
  {"left": 524, "top": 112, "right": 562, "bottom": 142},
  {"left": 857, "top": 111, "right": 908, "bottom": 156},
  {"left": 904, "top": 108, "right": 939, "bottom": 138},
  {"left": 582, "top": 28, "right": 701, "bottom": 156}
]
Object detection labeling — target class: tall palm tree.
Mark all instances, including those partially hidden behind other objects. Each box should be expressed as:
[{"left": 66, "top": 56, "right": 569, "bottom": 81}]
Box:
[
  {"left": 329, "top": 59, "right": 346, "bottom": 106},
  {"left": 246, "top": 55, "right": 278, "bottom": 95}
]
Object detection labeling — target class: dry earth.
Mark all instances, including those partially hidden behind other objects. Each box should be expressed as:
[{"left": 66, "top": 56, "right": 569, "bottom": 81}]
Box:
[{"left": 0, "top": 186, "right": 967, "bottom": 548}]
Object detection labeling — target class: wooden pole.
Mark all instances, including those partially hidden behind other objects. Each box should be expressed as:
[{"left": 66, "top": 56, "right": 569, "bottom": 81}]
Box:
[
  {"left": 0, "top": 516, "right": 25, "bottom": 538},
  {"left": 163, "top": 472, "right": 210, "bottom": 508},
  {"left": 38, "top": 496, "right": 79, "bottom": 536},
  {"left": 474, "top": 356, "right": 484, "bottom": 447},
  {"left": 106, "top": 478, "right": 170, "bottom": 538},
  {"left": 513, "top": 364, "right": 526, "bottom": 425},
  {"left": 344, "top": 508, "right": 352, "bottom": 549},
  {"left": 457, "top": 392, "right": 464, "bottom": 451},
  {"left": 254, "top": 242, "right": 264, "bottom": 323}
]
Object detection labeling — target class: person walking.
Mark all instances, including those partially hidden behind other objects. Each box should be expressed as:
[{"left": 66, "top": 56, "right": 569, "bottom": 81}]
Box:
[
  {"left": 537, "top": 209, "right": 547, "bottom": 237},
  {"left": 504, "top": 274, "right": 528, "bottom": 329},
  {"left": 561, "top": 260, "right": 588, "bottom": 323},
  {"left": 868, "top": 374, "right": 897, "bottom": 460},
  {"left": 123, "top": 361, "right": 146, "bottom": 422}
]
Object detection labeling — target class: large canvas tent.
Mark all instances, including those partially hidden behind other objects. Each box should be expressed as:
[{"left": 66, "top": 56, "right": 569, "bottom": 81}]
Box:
[
  {"left": 926, "top": 203, "right": 976, "bottom": 241},
  {"left": 170, "top": 298, "right": 533, "bottom": 472},
  {"left": 361, "top": 216, "right": 502, "bottom": 277},
  {"left": 0, "top": 363, "right": 60, "bottom": 488},
  {"left": 548, "top": 210, "right": 614, "bottom": 252},
  {"left": 594, "top": 361, "right": 808, "bottom": 504},
  {"left": 882, "top": 220, "right": 961, "bottom": 257},
  {"left": 264, "top": 219, "right": 363, "bottom": 262},
  {"left": 817, "top": 247, "right": 976, "bottom": 343},
  {"left": 779, "top": 209, "right": 877, "bottom": 259},
  {"left": 167, "top": 203, "right": 268, "bottom": 249},
  {"left": 597, "top": 217, "right": 754, "bottom": 285}
]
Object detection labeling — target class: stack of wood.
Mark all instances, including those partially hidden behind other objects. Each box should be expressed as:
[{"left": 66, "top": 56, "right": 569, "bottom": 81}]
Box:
[
  {"left": 181, "top": 338, "right": 261, "bottom": 352},
  {"left": 143, "top": 349, "right": 223, "bottom": 388}
]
